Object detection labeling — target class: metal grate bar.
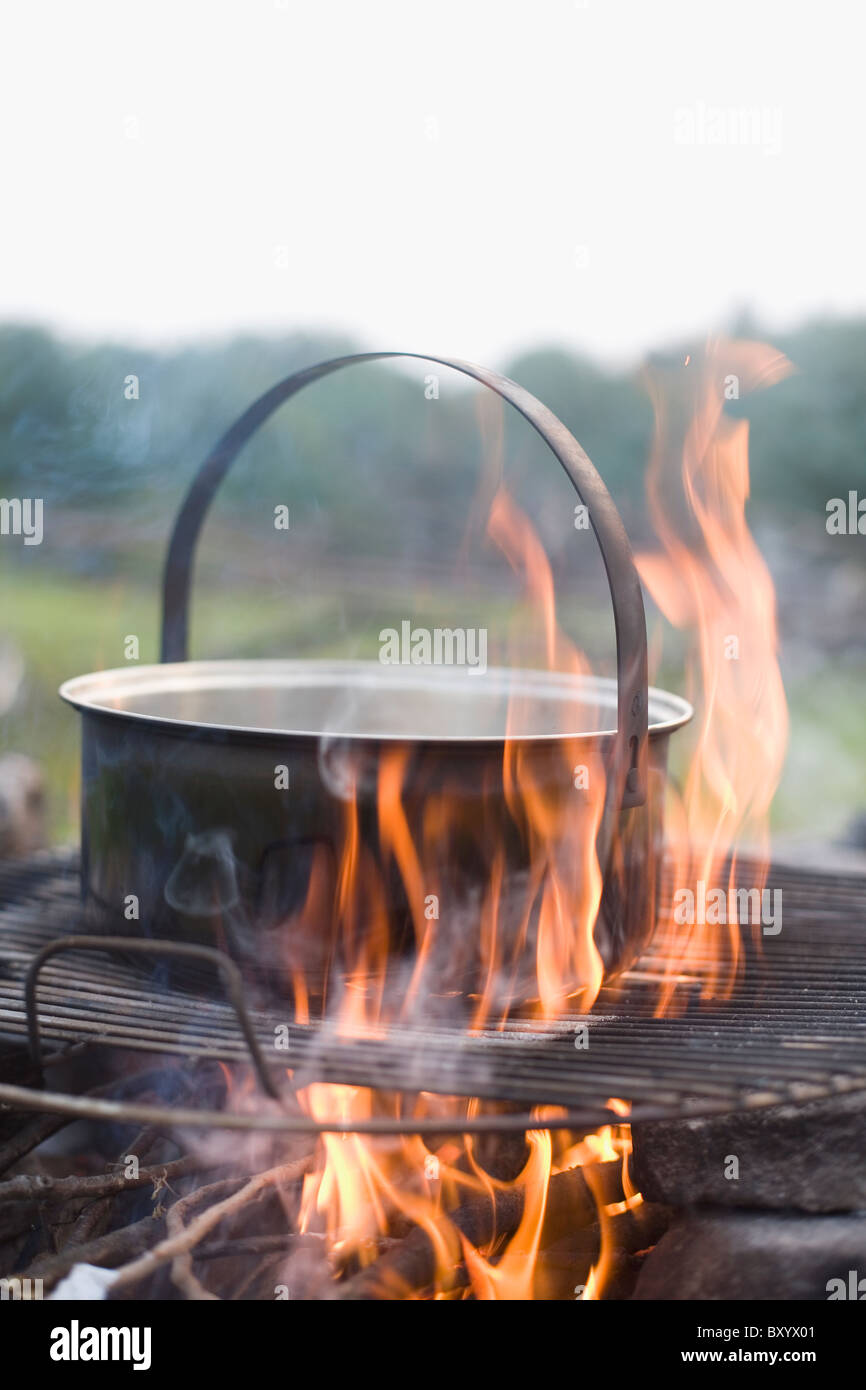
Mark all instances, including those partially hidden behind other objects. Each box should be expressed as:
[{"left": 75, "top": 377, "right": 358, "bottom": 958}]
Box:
[{"left": 0, "top": 851, "right": 865, "bottom": 1121}]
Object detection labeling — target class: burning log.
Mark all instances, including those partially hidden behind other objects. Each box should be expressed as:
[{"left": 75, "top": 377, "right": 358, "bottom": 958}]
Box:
[{"left": 338, "top": 1159, "right": 625, "bottom": 1300}]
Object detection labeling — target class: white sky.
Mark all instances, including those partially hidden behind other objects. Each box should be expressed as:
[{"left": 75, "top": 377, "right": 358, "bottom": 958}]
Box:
[{"left": 1, "top": 0, "right": 863, "bottom": 365}]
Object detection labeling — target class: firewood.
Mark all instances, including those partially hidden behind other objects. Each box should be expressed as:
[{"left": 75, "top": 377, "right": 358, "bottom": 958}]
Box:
[
  {"left": 0, "top": 1153, "right": 217, "bottom": 1203},
  {"left": 338, "top": 1159, "right": 623, "bottom": 1299},
  {"left": 109, "top": 1155, "right": 314, "bottom": 1295}
]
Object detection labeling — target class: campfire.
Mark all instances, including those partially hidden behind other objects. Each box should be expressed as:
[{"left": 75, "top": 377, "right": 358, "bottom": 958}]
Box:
[{"left": 1, "top": 343, "right": 864, "bottom": 1305}]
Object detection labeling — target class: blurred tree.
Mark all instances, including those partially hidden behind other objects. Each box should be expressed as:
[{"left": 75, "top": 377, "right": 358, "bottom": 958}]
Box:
[{"left": 1, "top": 316, "right": 863, "bottom": 564}]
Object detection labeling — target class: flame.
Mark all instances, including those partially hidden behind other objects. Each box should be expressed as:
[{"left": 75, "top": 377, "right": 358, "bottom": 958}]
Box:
[
  {"left": 230, "top": 346, "right": 792, "bottom": 1297},
  {"left": 637, "top": 338, "right": 792, "bottom": 1007},
  {"left": 460, "top": 1129, "right": 552, "bottom": 1300},
  {"left": 273, "top": 478, "right": 608, "bottom": 1032},
  {"left": 289, "top": 1092, "right": 637, "bottom": 1300},
  {"left": 270, "top": 474, "right": 616, "bottom": 1298},
  {"left": 297, "top": 1084, "right": 389, "bottom": 1258},
  {"left": 487, "top": 487, "right": 606, "bottom": 1021}
]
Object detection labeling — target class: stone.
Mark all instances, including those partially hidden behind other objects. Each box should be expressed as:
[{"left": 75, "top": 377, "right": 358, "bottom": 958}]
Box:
[
  {"left": 631, "top": 1090, "right": 866, "bottom": 1212},
  {"left": 0, "top": 754, "right": 46, "bottom": 859},
  {"left": 633, "top": 1207, "right": 866, "bottom": 1300}
]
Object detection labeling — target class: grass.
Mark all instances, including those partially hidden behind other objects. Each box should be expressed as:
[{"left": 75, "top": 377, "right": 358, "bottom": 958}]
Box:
[
  {"left": 1, "top": 564, "right": 863, "bottom": 846},
  {"left": 0, "top": 563, "right": 518, "bottom": 839}
]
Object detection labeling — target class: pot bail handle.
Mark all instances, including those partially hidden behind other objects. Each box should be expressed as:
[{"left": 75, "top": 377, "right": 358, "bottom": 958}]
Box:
[{"left": 160, "top": 352, "right": 649, "bottom": 808}]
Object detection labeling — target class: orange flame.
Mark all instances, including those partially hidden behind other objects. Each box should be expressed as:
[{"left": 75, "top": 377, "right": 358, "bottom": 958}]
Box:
[
  {"left": 253, "top": 345, "right": 793, "bottom": 1297},
  {"left": 279, "top": 474, "right": 615, "bottom": 1297},
  {"left": 637, "top": 338, "right": 792, "bottom": 1006}
]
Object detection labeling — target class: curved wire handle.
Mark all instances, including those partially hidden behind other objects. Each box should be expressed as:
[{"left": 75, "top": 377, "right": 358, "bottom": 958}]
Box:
[
  {"left": 160, "top": 352, "right": 648, "bottom": 807},
  {"left": 24, "top": 936, "right": 282, "bottom": 1101}
]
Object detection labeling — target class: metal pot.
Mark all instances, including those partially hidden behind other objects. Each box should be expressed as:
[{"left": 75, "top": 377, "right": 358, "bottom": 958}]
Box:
[{"left": 60, "top": 353, "right": 692, "bottom": 1010}]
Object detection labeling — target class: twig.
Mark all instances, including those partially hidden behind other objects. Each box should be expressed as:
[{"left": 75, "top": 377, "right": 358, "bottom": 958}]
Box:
[
  {"left": 61, "top": 1126, "right": 169, "bottom": 1250},
  {"left": 165, "top": 1179, "right": 225, "bottom": 1301},
  {"left": 0, "top": 1065, "right": 196, "bottom": 1175},
  {"left": 169, "top": 1241, "right": 217, "bottom": 1300},
  {"left": 0, "top": 1154, "right": 215, "bottom": 1204},
  {"left": 0, "top": 1113, "right": 71, "bottom": 1176},
  {"left": 18, "top": 1211, "right": 167, "bottom": 1289},
  {"left": 110, "top": 1155, "right": 314, "bottom": 1294},
  {"left": 192, "top": 1234, "right": 323, "bottom": 1261}
]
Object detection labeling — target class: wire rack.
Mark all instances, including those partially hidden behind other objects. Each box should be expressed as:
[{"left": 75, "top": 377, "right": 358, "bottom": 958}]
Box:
[{"left": 1, "top": 850, "right": 865, "bottom": 1134}]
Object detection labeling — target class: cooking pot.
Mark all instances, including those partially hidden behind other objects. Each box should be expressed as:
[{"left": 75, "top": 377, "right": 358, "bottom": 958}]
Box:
[{"left": 60, "top": 353, "right": 692, "bottom": 1012}]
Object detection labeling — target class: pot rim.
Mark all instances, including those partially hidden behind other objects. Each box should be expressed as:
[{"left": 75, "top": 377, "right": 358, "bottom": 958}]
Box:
[{"left": 60, "top": 658, "right": 693, "bottom": 746}]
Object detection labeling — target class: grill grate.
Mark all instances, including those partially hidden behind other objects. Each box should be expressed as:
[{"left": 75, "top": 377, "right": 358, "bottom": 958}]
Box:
[{"left": 1, "top": 850, "right": 865, "bottom": 1131}]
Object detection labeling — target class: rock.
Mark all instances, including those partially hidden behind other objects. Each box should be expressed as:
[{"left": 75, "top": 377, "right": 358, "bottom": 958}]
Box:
[
  {"left": 633, "top": 1207, "right": 866, "bottom": 1300},
  {"left": 842, "top": 811, "right": 866, "bottom": 851},
  {"left": 0, "top": 754, "right": 47, "bottom": 858},
  {"left": 631, "top": 1090, "right": 866, "bottom": 1212},
  {"left": 0, "top": 638, "right": 24, "bottom": 716}
]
